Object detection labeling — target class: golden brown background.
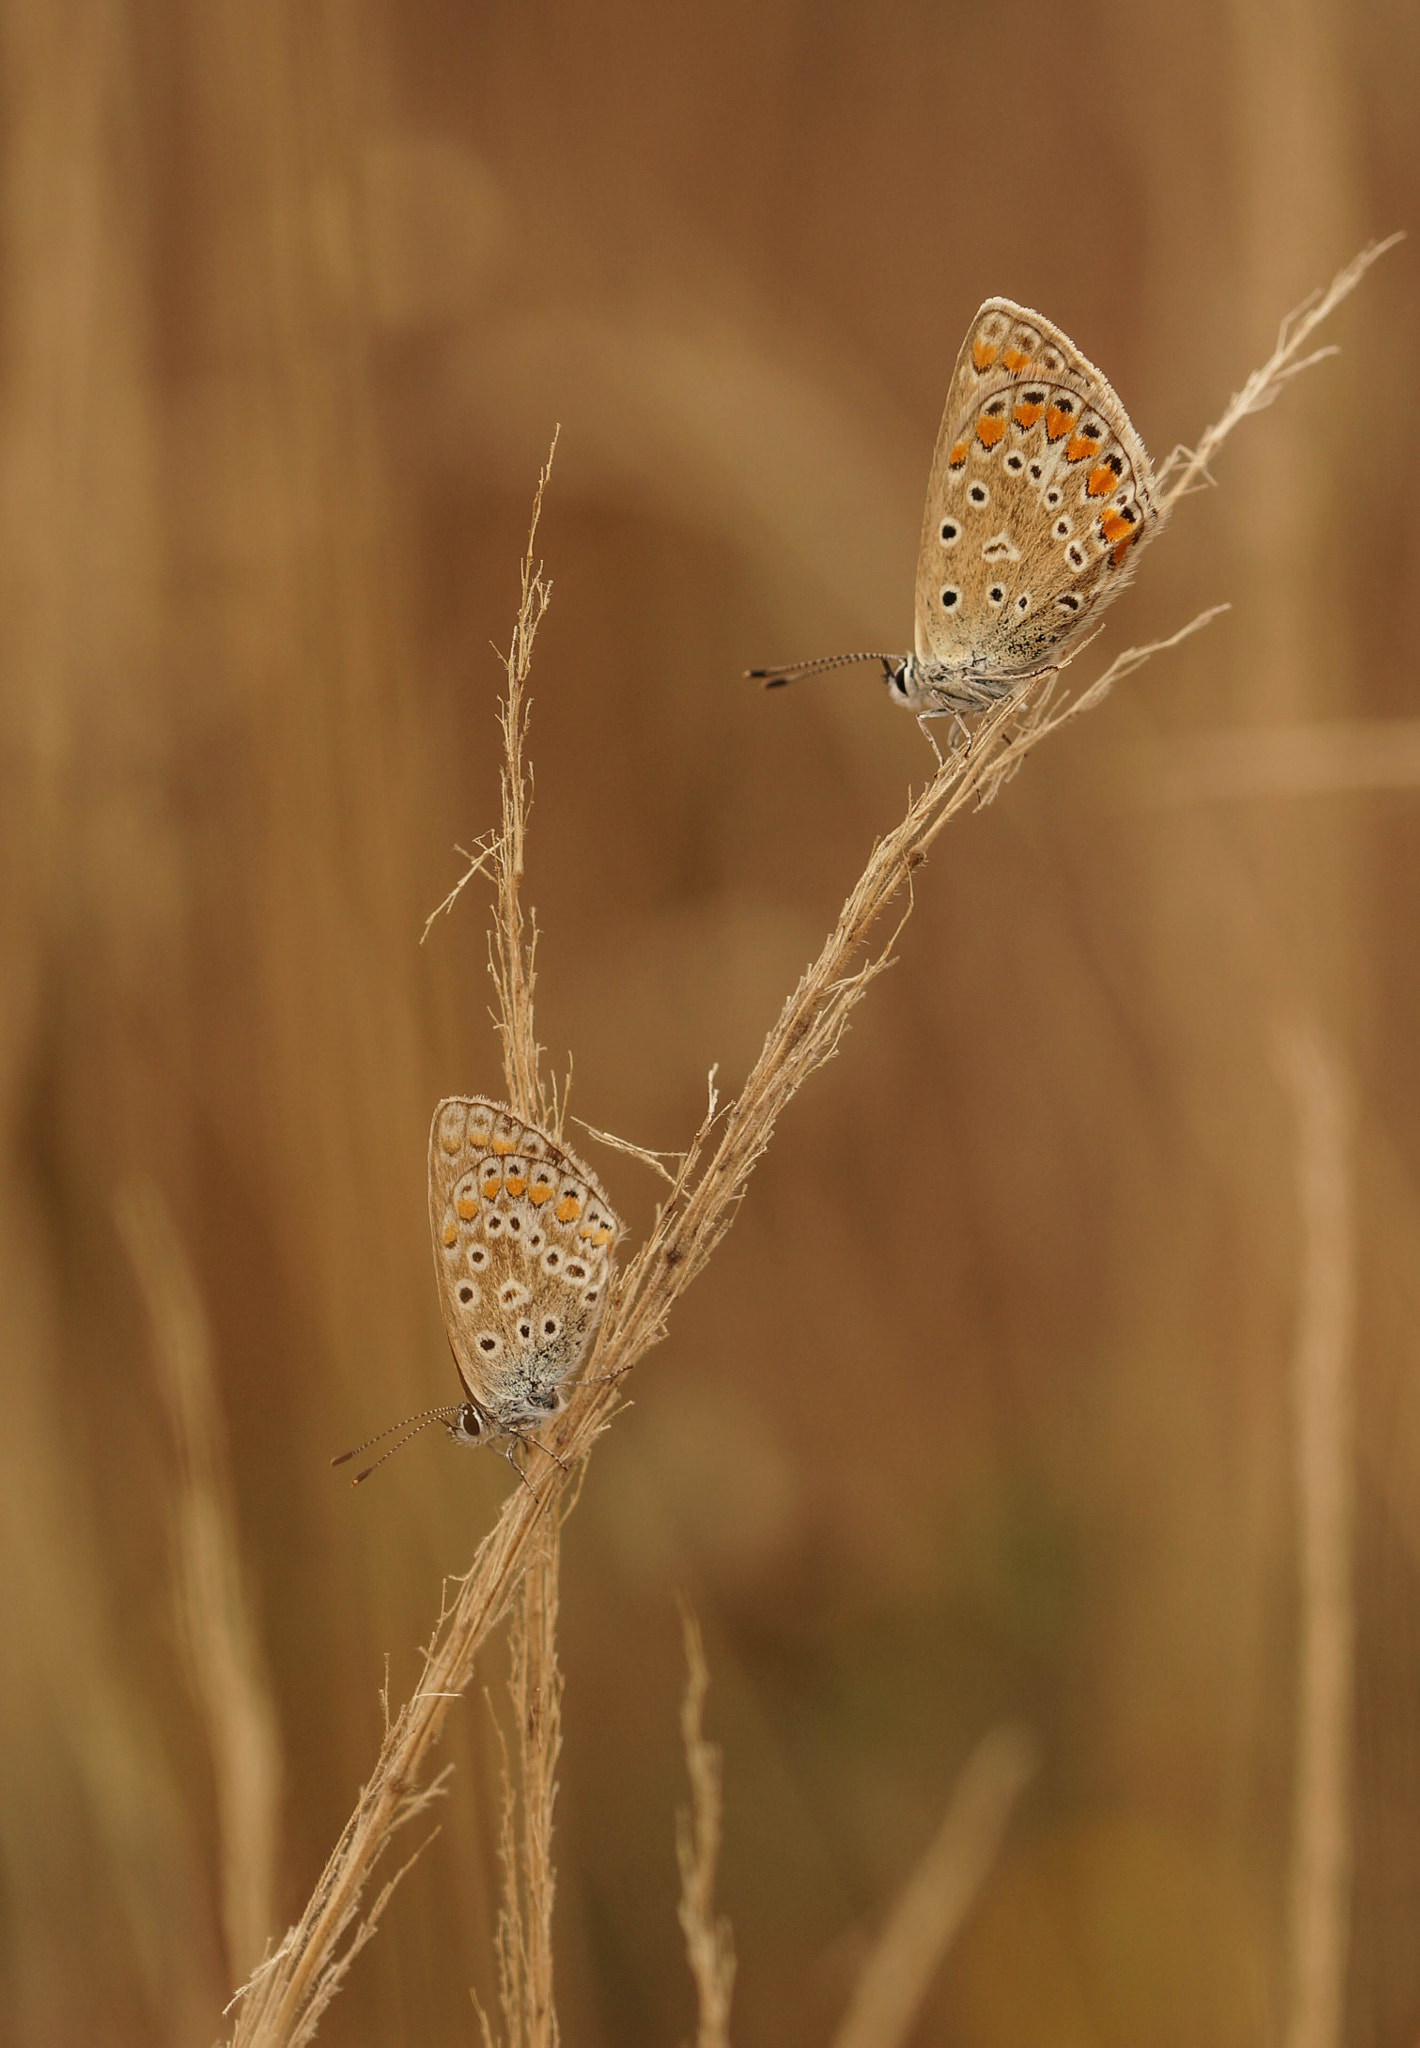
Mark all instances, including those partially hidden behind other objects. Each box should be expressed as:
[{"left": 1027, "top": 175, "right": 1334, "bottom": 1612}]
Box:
[{"left": 3, "top": 2, "right": 1418, "bottom": 2043}]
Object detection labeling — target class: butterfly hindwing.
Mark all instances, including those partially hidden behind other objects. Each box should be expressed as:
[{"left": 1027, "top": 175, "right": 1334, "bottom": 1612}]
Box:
[
  {"left": 914, "top": 298, "right": 1164, "bottom": 678},
  {"left": 429, "top": 1097, "right": 621, "bottom": 1436}
]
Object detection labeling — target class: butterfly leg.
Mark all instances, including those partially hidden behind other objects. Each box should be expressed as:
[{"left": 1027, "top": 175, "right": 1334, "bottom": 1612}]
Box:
[
  {"left": 522, "top": 1430, "right": 572, "bottom": 1475},
  {"left": 500, "top": 1441, "right": 541, "bottom": 1499},
  {"left": 916, "top": 712, "right": 946, "bottom": 768}
]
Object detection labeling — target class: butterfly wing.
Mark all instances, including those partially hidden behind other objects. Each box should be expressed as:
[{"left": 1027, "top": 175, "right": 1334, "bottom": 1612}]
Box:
[
  {"left": 429, "top": 1097, "right": 621, "bottom": 1435},
  {"left": 914, "top": 299, "right": 1164, "bottom": 677}
]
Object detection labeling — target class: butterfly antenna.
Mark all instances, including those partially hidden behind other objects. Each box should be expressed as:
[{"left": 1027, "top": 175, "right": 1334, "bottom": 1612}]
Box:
[
  {"left": 332, "top": 1406, "right": 460, "bottom": 1486},
  {"left": 748, "top": 651, "right": 899, "bottom": 689}
]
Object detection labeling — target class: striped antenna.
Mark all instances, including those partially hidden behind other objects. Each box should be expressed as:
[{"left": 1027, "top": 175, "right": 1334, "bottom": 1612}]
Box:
[
  {"left": 331, "top": 1405, "right": 463, "bottom": 1486},
  {"left": 747, "top": 651, "right": 898, "bottom": 689}
]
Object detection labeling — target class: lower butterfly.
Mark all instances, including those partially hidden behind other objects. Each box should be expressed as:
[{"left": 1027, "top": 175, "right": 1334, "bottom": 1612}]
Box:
[{"left": 334, "top": 1098, "right": 621, "bottom": 1485}]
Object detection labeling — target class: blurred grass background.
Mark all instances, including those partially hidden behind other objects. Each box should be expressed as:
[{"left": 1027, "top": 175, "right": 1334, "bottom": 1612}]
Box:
[{"left": 2, "top": 2, "right": 1418, "bottom": 2043}]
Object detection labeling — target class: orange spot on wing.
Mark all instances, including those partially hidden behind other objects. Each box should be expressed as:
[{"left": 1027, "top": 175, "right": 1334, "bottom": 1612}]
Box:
[
  {"left": 971, "top": 339, "right": 998, "bottom": 371},
  {"left": 504, "top": 1172, "right": 527, "bottom": 1197},
  {"left": 1045, "top": 405, "right": 1073, "bottom": 441},
  {"left": 457, "top": 1196, "right": 479, "bottom": 1220},
  {"left": 528, "top": 1181, "right": 555, "bottom": 1205},
  {"left": 1064, "top": 433, "right": 1101, "bottom": 464},
  {"left": 479, "top": 1169, "right": 501, "bottom": 1197},
  {"left": 489, "top": 1136, "right": 515, "bottom": 1155},
  {"left": 1012, "top": 399, "right": 1044, "bottom": 430},
  {"left": 442, "top": 1219, "right": 459, "bottom": 1245},
  {"left": 1001, "top": 347, "right": 1032, "bottom": 372},
  {"left": 975, "top": 415, "right": 1006, "bottom": 449},
  {"left": 947, "top": 439, "right": 969, "bottom": 470},
  {"left": 556, "top": 1195, "right": 582, "bottom": 1223},
  {"left": 1110, "top": 531, "right": 1140, "bottom": 566},
  {"left": 1086, "top": 466, "right": 1116, "bottom": 497},
  {"left": 1099, "top": 510, "right": 1131, "bottom": 543}
]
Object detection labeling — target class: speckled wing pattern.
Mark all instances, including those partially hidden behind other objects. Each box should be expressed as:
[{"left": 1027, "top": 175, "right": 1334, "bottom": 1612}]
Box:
[
  {"left": 913, "top": 298, "right": 1163, "bottom": 678},
  {"left": 429, "top": 1097, "right": 621, "bottom": 1437}
]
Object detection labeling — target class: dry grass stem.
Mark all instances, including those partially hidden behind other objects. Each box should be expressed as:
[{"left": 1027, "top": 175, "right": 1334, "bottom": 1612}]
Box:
[
  {"left": 485, "top": 431, "right": 566, "bottom": 2048},
  {"left": 829, "top": 1725, "right": 1036, "bottom": 2048},
  {"left": 223, "top": 248, "right": 1384, "bottom": 2046},
  {"left": 1129, "top": 716, "right": 1420, "bottom": 806},
  {"left": 1276, "top": 1025, "right": 1356, "bottom": 2048},
  {"left": 1154, "top": 236, "right": 1401, "bottom": 506},
  {"left": 116, "top": 1179, "right": 282, "bottom": 1985},
  {"left": 676, "top": 1610, "right": 736, "bottom": 2048},
  {"left": 484, "top": 1510, "right": 563, "bottom": 2048}
]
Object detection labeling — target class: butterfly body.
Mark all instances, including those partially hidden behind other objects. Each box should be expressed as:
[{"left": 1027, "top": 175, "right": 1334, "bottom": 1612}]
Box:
[
  {"left": 751, "top": 297, "right": 1165, "bottom": 751},
  {"left": 428, "top": 1096, "right": 622, "bottom": 1449}
]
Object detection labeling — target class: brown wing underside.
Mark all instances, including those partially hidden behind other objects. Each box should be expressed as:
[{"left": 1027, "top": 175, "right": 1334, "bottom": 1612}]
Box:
[
  {"left": 427, "top": 1097, "right": 621, "bottom": 1427},
  {"left": 914, "top": 298, "right": 1164, "bottom": 677}
]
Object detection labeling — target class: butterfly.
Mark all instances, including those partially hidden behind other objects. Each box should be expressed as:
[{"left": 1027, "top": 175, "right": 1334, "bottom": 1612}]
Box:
[
  {"left": 334, "top": 1097, "right": 621, "bottom": 1484},
  {"left": 751, "top": 298, "right": 1165, "bottom": 756}
]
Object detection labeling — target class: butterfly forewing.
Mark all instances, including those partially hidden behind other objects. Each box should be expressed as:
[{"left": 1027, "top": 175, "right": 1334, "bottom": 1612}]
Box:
[
  {"left": 429, "top": 1097, "right": 622, "bottom": 1437},
  {"left": 914, "top": 298, "right": 1164, "bottom": 678}
]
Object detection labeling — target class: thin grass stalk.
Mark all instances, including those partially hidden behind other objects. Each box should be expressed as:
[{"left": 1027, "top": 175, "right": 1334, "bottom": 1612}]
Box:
[
  {"left": 1276, "top": 1024, "right": 1355, "bottom": 2048},
  {"left": 224, "top": 241, "right": 1388, "bottom": 2048},
  {"left": 1153, "top": 236, "right": 1401, "bottom": 507},
  {"left": 504, "top": 1516, "right": 562, "bottom": 2048},
  {"left": 117, "top": 1179, "right": 282, "bottom": 1985},
  {"left": 828, "top": 1725, "right": 1036, "bottom": 2048},
  {"left": 676, "top": 1610, "right": 735, "bottom": 2048},
  {"left": 486, "top": 432, "right": 565, "bottom": 2048}
]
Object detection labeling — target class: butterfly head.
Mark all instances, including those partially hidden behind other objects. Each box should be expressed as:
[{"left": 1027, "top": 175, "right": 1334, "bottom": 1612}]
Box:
[
  {"left": 446, "top": 1401, "right": 490, "bottom": 1448},
  {"left": 883, "top": 655, "right": 920, "bottom": 710}
]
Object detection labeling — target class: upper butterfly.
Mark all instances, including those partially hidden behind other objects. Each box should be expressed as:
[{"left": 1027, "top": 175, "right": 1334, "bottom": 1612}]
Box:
[{"left": 749, "top": 298, "right": 1165, "bottom": 756}]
